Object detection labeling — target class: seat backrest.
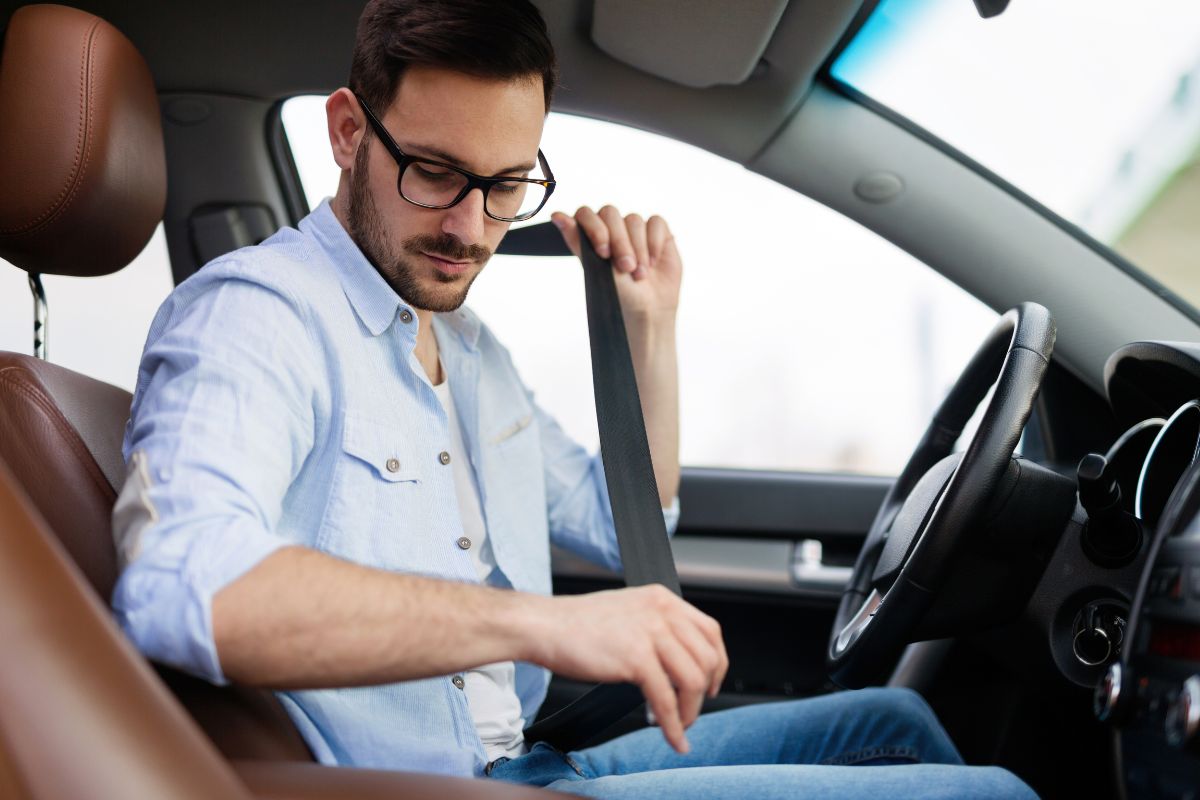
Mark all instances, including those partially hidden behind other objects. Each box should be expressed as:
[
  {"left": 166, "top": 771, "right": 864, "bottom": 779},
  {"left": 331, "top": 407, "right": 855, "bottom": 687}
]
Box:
[
  {"left": 0, "top": 353, "right": 129, "bottom": 597},
  {"left": 0, "top": 454, "right": 255, "bottom": 800},
  {"left": 0, "top": 3, "right": 312, "bottom": 764},
  {"left": 0, "top": 351, "right": 316, "bottom": 761}
]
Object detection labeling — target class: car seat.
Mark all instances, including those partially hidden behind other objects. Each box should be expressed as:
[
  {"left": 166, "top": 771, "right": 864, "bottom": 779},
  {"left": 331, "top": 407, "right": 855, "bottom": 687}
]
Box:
[{"left": 0, "top": 1, "right": 317, "bottom": 763}]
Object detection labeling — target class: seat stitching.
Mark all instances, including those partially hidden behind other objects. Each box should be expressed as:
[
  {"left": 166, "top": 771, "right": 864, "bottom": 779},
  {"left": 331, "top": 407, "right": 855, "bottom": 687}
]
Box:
[
  {"left": 0, "top": 18, "right": 102, "bottom": 236},
  {"left": 0, "top": 369, "right": 117, "bottom": 504}
]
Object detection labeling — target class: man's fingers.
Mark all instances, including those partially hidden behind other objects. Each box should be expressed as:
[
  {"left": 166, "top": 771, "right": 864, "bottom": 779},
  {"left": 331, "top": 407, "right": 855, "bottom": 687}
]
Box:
[
  {"left": 657, "top": 633, "right": 707, "bottom": 730},
  {"left": 571, "top": 205, "right": 615, "bottom": 261},
  {"left": 597, "top": 205, "right": 637, "bottom": 274},
  {"left": 550, "top": 211, "right": 581, "bottom": 258},
  {"left": 639, "top": 662, "right": 689, "bottom": 754},
  {"left": 646, "top": 214, "right": 678, "bottom": 268},
  {"left": 624, "top": 213, "right": 649, "bottom": 281},
  {"left": 683, "top": 605, "right": 728, "bottom": 696},
  {"left": 671, "top": 615, "right": 724, "bottom": 703},
  {"left": 570, "top": 206, "right": 610, "bottom": 259}
]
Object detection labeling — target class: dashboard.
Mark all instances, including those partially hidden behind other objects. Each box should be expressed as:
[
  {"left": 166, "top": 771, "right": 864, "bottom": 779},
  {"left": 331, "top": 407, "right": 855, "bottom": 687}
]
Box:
[{"left": 1092, "top": 342, "right": 1200, "bottom": 798}]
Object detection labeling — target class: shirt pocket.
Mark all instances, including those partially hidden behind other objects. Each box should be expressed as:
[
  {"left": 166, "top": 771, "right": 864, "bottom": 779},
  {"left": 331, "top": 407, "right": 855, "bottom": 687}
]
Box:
[
  {"left": 341, "top": 414, "right": 424, "bottom": 483},
  {"left": 316, "top": 414, "right": 429, "bottom": 570},
  {"left": 487, "top": 411, "right": 535, "bottom": 450}
]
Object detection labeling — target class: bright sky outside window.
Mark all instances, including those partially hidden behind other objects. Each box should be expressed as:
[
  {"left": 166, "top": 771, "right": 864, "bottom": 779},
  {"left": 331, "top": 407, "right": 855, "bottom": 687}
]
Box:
[{"left": 832, "top": 0, "right": 1200, "bottom": 312}]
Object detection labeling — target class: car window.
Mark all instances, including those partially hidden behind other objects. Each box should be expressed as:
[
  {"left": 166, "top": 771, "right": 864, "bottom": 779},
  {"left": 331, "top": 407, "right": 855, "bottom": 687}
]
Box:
[
  {"left": 282, "top": 97, "right": 997, "bottom": 476},
  {"left": 832, "top": 0, "right": 1200, "bottom": 312},
  {"left": 0, "top": 226, "right": 173, "bottom": 392}
]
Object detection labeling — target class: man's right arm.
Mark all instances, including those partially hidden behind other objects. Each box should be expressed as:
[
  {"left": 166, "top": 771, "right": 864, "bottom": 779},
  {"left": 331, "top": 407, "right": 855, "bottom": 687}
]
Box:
[
  {"left": 212, "top": 546, "right": 725, "bottom": 753},
  {"left": 116, "top": 269, "right": 725, "bottom": 754}
]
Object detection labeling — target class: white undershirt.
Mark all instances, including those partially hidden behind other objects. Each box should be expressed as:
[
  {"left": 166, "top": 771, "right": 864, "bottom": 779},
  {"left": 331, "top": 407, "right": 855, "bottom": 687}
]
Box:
[{"left": 431, "top": 375, "right": 528, "bottom": 762}]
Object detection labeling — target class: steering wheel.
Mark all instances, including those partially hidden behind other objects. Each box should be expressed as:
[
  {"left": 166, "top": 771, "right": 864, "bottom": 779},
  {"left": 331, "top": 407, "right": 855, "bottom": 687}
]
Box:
[{"left": 827, "top": 302, "right": 1056, "bottom": 688}]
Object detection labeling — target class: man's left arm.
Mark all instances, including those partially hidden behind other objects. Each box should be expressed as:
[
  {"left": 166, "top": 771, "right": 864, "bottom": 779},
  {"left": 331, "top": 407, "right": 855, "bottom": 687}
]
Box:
[{"left": 552, "top": 205, "right": 682, "bottom": 507}]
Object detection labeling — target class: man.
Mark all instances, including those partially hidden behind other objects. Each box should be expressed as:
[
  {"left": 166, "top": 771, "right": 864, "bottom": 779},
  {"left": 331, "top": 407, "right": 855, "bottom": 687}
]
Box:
[{"left": 111, "top": 1, "right": 1036, "bottom": 797}]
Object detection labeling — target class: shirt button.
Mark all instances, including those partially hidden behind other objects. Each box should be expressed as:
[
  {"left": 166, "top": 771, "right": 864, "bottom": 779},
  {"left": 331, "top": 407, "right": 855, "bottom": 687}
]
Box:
[
  {"left": 385, "top": 458, "right": 401, "bottom": 473},
  {"left": 439, "top": 451, "right": 451, "bottom": 465},
  {"left": 399, "top": 309, "right": 414, "bottom": 324},
  {"left": 457, "top": 536, "right": 472, "bottom": 550},
  {"left": 451, "top": 675, "right": 465, "bottom": 690}
]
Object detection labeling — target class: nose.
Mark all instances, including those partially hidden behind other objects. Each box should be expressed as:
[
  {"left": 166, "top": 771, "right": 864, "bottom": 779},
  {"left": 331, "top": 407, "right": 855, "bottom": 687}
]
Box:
[{"left": 441, "top": 187, "right": 487, "bottom": 245}]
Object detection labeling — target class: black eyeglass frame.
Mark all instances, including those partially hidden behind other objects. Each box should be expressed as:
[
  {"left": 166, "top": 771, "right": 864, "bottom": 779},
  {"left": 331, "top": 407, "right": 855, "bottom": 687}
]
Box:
[{"left": 354, "top": 93, "right": 556, "bottom": 223}]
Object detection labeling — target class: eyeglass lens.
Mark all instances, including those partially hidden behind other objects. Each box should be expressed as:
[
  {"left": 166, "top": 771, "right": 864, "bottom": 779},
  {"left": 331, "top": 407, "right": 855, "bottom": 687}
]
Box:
[{"left": 400, "top": 162, "right": 548, "bottom": 220}]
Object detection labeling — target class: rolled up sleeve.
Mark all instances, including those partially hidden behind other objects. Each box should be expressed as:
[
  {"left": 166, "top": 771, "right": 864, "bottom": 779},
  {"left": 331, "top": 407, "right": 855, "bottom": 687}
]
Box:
[{"left": 111, "top": 272, "right": 318, "bottom": 684}]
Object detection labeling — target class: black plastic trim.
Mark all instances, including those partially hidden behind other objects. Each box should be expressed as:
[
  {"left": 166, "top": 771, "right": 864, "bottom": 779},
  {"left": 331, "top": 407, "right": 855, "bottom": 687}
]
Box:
[
  {"left": 679, "top": 466, "right": 889, "bottom": 539},
  {"left": 265, "top": 99, "right": 310, "bottom": 226}
]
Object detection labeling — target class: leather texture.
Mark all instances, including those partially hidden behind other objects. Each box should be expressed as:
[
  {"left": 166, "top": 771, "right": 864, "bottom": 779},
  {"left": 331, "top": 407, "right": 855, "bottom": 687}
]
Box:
[
  {"left": 0, "top": 352, "right": 128, "bottom": 598},
  {"left": 0, "top": 4, "right": 316, "bottom": 767},
  {"left": 0, "top": 4, "right": 166, "bottom": 277},
  {"left": 234, "top": 761, "right": 583, "bottom": 799},
  {"left": 0, "top": 352, "right": 317, "bottom": 761},
  {"left": 159, "top": 668, "right": 315, "bottom": 762},
  {"left": 0, "top": 457, "right": 255, "bottom": 800}
]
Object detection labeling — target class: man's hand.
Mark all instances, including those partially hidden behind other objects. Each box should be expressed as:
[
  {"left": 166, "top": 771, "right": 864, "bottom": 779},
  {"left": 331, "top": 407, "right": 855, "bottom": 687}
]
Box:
[
  {"left": 551, "top": 206, "right": 682, "bottom": 321},
  {"left": 525, "top": 585, "right": 727, "bottom": 754},
  {"left": 551, "top": 205, "right": 683, "bottom": 506}
]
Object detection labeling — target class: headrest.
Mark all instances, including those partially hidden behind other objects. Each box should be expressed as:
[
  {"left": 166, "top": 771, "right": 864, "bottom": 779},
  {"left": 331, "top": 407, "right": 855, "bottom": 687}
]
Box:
[{"left": 0, "top": 4, "right": 165, "bottom": 277}]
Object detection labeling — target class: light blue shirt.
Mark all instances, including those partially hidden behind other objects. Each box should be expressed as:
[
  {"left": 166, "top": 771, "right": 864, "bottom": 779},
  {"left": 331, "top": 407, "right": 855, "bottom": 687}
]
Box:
[{"left": 111, "top": 199, "right": 679, "bottom": 777}]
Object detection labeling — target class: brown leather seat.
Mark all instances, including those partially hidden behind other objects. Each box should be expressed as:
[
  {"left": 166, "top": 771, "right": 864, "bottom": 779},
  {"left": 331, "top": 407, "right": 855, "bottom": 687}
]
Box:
[
  {"left": 0, "top": 7, "right": 578, "bottom": 797},
  {"left": 0, "top": 2, "right": 314, "bottom": 764}
]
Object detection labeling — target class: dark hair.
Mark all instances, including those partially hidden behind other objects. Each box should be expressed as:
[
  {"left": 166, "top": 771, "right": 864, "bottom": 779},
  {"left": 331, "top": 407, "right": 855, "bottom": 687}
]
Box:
[{"left": 349, "top": 0, "right": 558, "bottom": 117}]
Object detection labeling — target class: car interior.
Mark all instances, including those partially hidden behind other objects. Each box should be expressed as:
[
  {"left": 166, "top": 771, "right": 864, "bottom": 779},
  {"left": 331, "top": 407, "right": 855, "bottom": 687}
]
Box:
[{"left": 1, "top": 1, "right": 1199, "bottom": 798}]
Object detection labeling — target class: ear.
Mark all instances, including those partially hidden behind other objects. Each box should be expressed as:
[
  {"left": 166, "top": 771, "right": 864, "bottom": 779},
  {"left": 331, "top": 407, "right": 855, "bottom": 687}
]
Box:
[{"left": 327, "top": 88, "right": 365, "bottom": 171}]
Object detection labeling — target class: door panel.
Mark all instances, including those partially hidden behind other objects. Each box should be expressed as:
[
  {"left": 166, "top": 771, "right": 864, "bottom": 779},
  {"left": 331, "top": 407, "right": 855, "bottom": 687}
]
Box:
[{"left": 540, "top": 467, "right": 893, "bottom": 739}]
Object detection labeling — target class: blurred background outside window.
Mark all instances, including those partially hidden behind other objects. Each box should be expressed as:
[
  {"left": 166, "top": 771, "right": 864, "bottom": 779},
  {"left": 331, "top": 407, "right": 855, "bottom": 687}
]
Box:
[
  {"left": 284, "top": 99, "right": 996, "bottom": 475},
  {"left": 833, "top": 0, "right": 1200, "bottom": 311}
]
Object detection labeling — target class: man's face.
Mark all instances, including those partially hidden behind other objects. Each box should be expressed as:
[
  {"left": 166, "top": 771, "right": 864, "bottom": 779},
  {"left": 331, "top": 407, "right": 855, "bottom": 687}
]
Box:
[{"left": 346, "top": 66, "right": 547, "bottom": 312}]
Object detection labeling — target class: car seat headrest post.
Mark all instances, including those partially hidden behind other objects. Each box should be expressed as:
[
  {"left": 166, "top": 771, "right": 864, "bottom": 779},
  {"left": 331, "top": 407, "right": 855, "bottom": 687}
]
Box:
[{"left": 28, "top": 272, "right": 47, "bottom": 359}]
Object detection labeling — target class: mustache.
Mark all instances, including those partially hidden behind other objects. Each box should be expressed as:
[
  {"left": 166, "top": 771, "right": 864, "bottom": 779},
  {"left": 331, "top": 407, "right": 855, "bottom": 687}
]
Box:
[{"left": 403, "top": 233, "right": 491, "bottom": 264}]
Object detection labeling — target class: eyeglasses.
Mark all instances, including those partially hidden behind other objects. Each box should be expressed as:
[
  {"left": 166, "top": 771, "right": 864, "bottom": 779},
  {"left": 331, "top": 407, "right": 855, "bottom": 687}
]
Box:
[{"left": 354, "top": 93, "right": 556, "bottom": 223}]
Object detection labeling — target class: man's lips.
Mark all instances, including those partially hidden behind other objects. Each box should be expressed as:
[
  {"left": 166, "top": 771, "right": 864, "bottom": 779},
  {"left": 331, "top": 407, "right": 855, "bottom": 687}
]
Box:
[{"left": 422, "top": 252, "right": 473, "bottom": 275}]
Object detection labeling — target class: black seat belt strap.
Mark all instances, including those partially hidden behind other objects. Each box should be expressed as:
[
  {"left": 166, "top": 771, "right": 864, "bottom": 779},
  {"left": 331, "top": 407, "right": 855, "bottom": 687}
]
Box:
[{"left": 512, "top": 225, "right": 681, "bottom": 750}]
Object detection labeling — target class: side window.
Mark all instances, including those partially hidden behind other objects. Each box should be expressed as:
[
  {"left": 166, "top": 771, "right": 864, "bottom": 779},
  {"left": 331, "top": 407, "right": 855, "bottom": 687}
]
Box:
[
  {"left": 282, "top": 97, "right": 997, "bottom": 476},
  {"left": 0, "top": 226, "right": 173, "bottom": 391}
]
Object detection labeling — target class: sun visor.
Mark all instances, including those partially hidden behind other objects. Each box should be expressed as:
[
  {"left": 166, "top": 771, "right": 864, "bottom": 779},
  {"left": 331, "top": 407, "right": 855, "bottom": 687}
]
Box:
[{"left": 591, "top": 0, "right": 790, "bottom": 88}]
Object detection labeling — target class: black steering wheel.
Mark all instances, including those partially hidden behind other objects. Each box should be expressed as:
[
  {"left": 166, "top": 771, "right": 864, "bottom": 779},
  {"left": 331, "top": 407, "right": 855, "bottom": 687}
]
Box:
[{"left": 827, "top": 302, "right": 1056, "bottom": 688}]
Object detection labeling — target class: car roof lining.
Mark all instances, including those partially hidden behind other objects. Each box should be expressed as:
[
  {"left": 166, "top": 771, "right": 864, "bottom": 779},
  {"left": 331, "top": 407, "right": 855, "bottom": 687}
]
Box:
[
  {"left": 0, "top": 0, "right": 862, "bottom": 163},
  {"left": 590, "top": 0, "right": 790, "bottom": 89}
]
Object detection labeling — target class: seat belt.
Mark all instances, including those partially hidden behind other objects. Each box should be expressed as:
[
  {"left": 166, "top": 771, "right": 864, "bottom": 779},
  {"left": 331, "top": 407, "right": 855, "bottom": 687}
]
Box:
[{"left": 498, "top": 222, "right": 682, "bottom": 751}]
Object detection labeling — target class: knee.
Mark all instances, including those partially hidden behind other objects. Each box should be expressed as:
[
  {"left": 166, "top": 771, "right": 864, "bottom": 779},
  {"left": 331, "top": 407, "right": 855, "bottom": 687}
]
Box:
[
  {"left": 850, "top": 686, "right": 937, "bottom": 727},
  {"left": 971, "top": 766, "right": 1040, "bottom": 800}
]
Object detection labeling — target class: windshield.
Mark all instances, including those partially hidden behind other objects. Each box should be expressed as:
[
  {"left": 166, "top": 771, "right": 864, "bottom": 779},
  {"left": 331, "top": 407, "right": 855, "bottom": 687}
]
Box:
[{"left": 831, "top": 0, "right": 1200, "bottom": 312}]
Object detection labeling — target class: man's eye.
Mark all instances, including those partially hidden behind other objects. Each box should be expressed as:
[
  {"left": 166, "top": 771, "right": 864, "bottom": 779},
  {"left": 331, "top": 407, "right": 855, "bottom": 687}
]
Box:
[
  {"left": 493, "top": 181, "right": 523, "bottom": 195},
  {"left": 414, "top": 164, "right": 454, "bottom": 181}
]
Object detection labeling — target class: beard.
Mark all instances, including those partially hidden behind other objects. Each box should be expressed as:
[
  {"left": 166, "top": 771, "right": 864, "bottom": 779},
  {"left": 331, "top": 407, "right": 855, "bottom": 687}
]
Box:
[{"left": 345, "top": 137, "right": 492, "bottom": 312}]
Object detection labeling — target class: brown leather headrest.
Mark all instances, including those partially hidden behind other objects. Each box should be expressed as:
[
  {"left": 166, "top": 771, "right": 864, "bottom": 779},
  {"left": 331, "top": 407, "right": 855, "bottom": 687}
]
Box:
[{"left": 0, "top": 4, "right": 166, "bottom": 277}]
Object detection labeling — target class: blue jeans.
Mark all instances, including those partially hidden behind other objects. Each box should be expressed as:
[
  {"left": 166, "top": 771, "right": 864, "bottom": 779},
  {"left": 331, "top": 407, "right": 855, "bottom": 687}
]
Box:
[{"left": 489, "top": 688, "right": 1037, "bottom": 799}]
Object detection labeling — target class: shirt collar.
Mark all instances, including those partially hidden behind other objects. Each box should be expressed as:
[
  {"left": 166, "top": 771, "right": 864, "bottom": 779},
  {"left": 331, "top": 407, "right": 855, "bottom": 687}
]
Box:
[
  {"left": 302, "top": 198, "right": 413, "bottom": 339},
  {"left": 433, "top": 307, "right": 482, "bottom": 351}
]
